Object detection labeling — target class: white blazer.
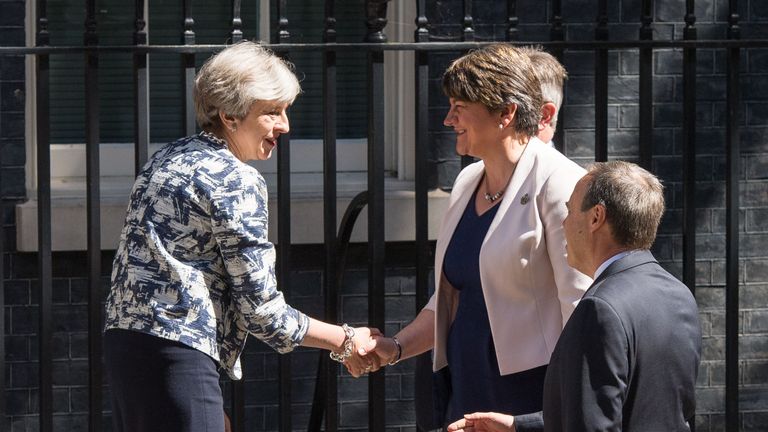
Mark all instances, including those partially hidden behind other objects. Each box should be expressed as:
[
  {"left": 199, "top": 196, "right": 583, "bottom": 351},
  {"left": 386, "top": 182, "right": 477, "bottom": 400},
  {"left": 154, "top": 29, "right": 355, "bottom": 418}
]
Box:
[{"left": 425, "top": 138, "right": 593, "bottom": 375}]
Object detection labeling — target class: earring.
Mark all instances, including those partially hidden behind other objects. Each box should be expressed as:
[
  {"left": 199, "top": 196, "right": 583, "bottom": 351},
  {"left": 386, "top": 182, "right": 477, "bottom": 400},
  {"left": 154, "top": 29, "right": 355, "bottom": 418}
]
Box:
[
  {"left": 498, "top": 123, "right": 504, "bottom": 130},
  {"left": 230, "top": 125, "right": 237, "bottom": 132}
]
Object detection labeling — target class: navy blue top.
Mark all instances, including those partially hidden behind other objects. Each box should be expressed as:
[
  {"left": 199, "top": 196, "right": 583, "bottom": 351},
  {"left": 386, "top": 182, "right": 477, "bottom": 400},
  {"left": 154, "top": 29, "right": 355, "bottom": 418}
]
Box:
[{"left": 443, "top": 188, "right": 547, "bottom": 424}]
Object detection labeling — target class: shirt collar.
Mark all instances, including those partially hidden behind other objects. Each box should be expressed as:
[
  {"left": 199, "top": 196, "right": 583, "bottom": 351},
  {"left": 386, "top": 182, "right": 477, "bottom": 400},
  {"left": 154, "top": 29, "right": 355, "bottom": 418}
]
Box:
[{"left": 594, "top": 250, "right": 634, "bottom": 280}]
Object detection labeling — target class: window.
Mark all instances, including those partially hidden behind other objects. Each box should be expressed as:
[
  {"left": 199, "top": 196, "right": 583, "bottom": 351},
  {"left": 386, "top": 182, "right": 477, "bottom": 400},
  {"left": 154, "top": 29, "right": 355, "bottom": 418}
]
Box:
[{"left": 20, "top": 0, "right": 439, "bottom": 251}]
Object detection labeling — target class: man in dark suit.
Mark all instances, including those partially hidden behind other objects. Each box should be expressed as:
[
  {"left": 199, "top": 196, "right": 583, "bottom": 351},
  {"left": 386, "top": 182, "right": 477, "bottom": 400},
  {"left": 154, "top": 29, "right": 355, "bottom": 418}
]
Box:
[{"left": 448, "top": 161, "right": 702, "bottom": 432}]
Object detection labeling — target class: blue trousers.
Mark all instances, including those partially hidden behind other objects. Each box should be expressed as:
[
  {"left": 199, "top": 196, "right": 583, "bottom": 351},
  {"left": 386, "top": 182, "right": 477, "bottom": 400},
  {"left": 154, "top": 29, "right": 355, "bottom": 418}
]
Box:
[{"left": 104, "top": 329, "right": 225, "bottom": 432}]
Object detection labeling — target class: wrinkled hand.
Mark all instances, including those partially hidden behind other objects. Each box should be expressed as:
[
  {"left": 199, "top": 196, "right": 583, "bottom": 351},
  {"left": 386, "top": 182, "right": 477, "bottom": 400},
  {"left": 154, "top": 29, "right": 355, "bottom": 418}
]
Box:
[
  {"left": 343, "top": 327, "right": 382, "bottom": 377},
  {"left": 358, "top": 335, "right": 399, "bottom": 370},
  {"left": 447, "top": 412, "right": 516, "bottom": 432}
]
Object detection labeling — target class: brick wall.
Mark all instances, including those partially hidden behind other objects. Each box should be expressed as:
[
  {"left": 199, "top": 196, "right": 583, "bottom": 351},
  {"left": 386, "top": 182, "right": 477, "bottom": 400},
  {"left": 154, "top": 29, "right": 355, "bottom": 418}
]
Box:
[
  {"left": 1, "top": 1, "right": 35, "bottom": 428},
  {"left": 4, "top": 246, "right": 425, "bottom": 432}
]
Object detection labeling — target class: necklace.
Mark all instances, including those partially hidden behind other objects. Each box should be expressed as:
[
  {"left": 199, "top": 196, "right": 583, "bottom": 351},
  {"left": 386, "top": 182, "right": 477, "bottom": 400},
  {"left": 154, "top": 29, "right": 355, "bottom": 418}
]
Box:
[
  {"left": 483, "top": 170, "right": 510, "bottom": 202},
  {"left": 484, "top": 188, "right": 504, "bottom": 203},
  {"left": 482, "top": 144, "right": 527, "bottom": 203}
]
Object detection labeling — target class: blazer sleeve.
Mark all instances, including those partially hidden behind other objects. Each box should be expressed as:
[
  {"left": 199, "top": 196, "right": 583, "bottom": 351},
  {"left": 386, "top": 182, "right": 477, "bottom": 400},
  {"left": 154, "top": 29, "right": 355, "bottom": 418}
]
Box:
[
  {"left": 540, "top": 167, "right": 592, "bottom": 326},
  {"left": 210, "top": 169, "right": 309, "bottom": 353},
  {"left": 552, "top": 296, "right": 629, "bottom": 431},
  {"left": 514, "top": 412, "right": 544, "bottom": 432}
]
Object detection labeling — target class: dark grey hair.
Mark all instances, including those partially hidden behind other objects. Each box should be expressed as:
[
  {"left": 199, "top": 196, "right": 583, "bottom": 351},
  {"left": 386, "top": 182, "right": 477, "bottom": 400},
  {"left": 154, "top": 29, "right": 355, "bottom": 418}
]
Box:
[
  {"left": 581, "top": 161, "right": 666, "bottom": 250},
  {"left": 519, "top": 45, "right": 567, "bottom": 127}
]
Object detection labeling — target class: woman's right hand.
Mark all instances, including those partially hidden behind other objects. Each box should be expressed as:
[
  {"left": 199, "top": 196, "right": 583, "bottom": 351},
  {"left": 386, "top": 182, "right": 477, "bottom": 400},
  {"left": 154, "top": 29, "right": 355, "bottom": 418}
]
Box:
[
  {"left": 343, "top": 327, "right": 383, "bottom": 377},
  {"left": 358, "top": 336, "right": 398, "bottom": 368}
]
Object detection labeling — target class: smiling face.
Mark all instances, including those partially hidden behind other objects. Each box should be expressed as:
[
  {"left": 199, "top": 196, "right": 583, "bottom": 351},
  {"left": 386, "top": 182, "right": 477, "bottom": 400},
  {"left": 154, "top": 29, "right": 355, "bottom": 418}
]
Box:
[
  {"left": 443, "top": 98, "right": 502, "bottom": 159},
  {"left": 221, "top": 100, "right": 290, "bottom": 162}
]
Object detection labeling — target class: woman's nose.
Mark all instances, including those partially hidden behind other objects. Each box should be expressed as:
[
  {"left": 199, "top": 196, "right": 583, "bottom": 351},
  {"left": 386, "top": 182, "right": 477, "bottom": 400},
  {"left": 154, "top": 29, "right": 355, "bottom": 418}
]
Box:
[
  {"left": 277, "top": 112, "right": 290, "bottom": 133},
  {"left": 443, "top": 110, "right": 455, "bottom": 127}
]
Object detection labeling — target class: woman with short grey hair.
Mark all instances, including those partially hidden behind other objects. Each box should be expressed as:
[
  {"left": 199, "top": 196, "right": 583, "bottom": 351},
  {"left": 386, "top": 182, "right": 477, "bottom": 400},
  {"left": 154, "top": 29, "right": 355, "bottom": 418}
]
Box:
[{"left": 104, "top": 41, "right": 377, "bottom": 432}]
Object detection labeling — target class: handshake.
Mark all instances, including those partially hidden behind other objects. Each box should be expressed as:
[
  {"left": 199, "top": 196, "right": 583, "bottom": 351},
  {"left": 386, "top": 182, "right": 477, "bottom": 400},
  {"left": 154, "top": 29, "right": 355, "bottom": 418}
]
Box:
[{"left": 338, "top": 327, "right": 402, "bottom": 378}]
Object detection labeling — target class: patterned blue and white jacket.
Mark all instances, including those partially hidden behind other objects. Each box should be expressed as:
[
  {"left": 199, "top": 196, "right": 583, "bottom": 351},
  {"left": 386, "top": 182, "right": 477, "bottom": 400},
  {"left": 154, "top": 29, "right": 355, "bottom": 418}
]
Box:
[{"left": 104, "top": 133, "right": 309, "bottom": 379}]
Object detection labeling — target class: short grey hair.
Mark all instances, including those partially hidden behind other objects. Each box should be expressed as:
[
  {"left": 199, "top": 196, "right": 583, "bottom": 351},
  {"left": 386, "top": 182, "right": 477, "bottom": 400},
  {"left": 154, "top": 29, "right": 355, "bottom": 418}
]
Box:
[
  {"left": 442, "top": 43, "right": 543, "bottom": 139},
  {"left": 194, "top": 41, "right": 301, "bottom": 129},
  {"left": 581, "top": 161, "right": 665, "bottom": 250},
  {"left": 520, "top": 45, "right": 567, "bottom": 126}
]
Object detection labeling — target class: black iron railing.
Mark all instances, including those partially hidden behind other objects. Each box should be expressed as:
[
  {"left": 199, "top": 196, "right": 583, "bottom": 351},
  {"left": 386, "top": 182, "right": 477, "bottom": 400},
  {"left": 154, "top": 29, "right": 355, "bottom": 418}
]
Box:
[
  {"left": 34, "top": 2, "right": 53, "bottom": 431},
  {"left": 0, "top": 0, "right": 763, "bottom": 431}
]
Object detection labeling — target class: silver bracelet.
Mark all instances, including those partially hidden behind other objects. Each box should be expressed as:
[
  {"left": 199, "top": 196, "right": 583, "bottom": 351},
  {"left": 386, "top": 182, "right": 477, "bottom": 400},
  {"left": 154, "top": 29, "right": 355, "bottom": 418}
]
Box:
[
  {"left": 329, "top": 324, "right": 355, "bottom": 363},
  {"left": 388, "top": 336, "right": 403, "bottom": 366}
]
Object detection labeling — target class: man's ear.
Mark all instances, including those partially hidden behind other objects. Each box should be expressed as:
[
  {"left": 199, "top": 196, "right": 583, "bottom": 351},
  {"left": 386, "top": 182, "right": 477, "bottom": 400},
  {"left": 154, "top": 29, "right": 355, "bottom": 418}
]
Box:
[
  {"left": 539, "top": 102, "right": 557, "bottom": 131},
  {"left": 589, "top": 203, "right": 607, "bottom": 234},
  {"left": 499, "top": 103, "right": 518, "bottom": 129}
]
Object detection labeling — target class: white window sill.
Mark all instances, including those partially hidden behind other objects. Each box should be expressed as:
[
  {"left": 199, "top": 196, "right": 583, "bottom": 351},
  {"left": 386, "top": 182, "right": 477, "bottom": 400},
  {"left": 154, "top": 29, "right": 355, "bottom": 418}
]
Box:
[{"left": 16, "top": 174, "right": 450, "bottom": 252}]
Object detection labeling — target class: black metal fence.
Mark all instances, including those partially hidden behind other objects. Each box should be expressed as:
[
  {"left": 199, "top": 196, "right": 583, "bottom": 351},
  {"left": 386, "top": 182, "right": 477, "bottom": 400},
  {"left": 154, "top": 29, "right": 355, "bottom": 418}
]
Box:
[{"left": 0, "top": 0, "right": 765, "bottom": 431}]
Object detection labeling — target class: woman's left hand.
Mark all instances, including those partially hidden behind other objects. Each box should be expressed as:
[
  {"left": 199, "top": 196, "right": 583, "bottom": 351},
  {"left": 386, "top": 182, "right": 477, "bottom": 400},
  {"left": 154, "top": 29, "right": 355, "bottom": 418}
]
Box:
[{"left": 344, "top": 327, "right": 383, "bottom": 377}]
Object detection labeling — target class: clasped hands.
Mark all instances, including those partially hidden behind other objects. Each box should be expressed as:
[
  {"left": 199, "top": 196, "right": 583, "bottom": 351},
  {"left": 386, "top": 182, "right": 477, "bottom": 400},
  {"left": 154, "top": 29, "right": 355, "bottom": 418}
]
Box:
[{"left": 340, "top": 328, "right": 400, "bottom": 378}]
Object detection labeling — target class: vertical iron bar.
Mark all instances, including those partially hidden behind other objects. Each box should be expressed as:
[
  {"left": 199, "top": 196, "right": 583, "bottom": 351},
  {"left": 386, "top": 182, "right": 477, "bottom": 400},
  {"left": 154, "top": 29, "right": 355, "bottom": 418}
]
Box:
[
  {"left": 550, "top": 0, "right": 565, "bottom": 153},
  {"left": 682, "top": 1, "right": 697, "bottom": 299},
  {"left": 725, "top": 7, "right": 740, "bottom": 432},
  {"left": 321, "top": 1, "right": 338, "bottom": 431},
  {"left": 414, "top": 0, "right": 430, "bottom": 314},
  {"left": 638, "top": 0, "right": 653, "bottom": 170},
  {"left": 84, "top": 1, "right": 102, "bottom": 430},
  {"left": 414, "top": 5, "right": 433, "bottom": 431},
  {"left": 682, "top": 17, "right": 697, "bottom": 431},
  {"left": 0, "top": 59, "right": 5, "bottom": 432},
  {"left": 231, "top": 0, "right": 243, "bottom": 43},
  {"left": 276, "top": 100, "right": 292, "bottom": 432},
  {"left": 276, "top": 3, "right": 292, "bottom": 432},
  {"left": 182, "top": 0, "right": 196, "bottom": 136},
  {"left": 278, "top": 0, "right": 290, "bottom": 44},
  {"left": 506, "top": 0, "right": 518, "bottom": 41},
  {"left": 550, "top": 0, "right": 564, "bottom": 45},
  {"left": 594, "top": 0, "right": 608, "bottom": 162},
  {"left": 35, "top": 1, "right": 53, "bottom": 431},
  {"left": 367, "top": 46, "right": 387, "bottom": 432},
  {"left": 226, "top": 1, "right": 245, "bottom": 428},
  {"left": 0, "top": 180, "right": 3, "bottom": 428},
  {"left": 460, "top": 0, "right": 474, "bottom": 168},
  {"left": 133, "top": 0, "right": 149, "bottom": 174},
  {"left": 462, "top": 0, "right": 474, "bottom": 41},
  {"left": 365, "top": 2, "right": 387, "bottom": 430}
]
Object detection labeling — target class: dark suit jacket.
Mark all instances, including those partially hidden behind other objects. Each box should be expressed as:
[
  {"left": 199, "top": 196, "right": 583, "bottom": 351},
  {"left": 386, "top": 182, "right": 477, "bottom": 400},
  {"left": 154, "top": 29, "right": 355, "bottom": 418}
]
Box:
[{"left": 516, "top": 250, "right": 702, "bottom": 431}]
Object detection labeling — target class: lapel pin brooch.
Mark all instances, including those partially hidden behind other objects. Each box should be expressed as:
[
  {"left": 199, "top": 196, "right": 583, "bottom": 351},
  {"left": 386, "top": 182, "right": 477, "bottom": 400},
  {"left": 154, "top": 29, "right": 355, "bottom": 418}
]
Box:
[{"left": 520, "top": 193, "right": 530, "bottom": 205}]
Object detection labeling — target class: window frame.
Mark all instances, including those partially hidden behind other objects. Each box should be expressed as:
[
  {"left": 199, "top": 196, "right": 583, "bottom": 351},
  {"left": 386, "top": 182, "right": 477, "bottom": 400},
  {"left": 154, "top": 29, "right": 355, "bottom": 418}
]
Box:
[{"left": 19, "top": 0, "right": 433, "bottom": 251}]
